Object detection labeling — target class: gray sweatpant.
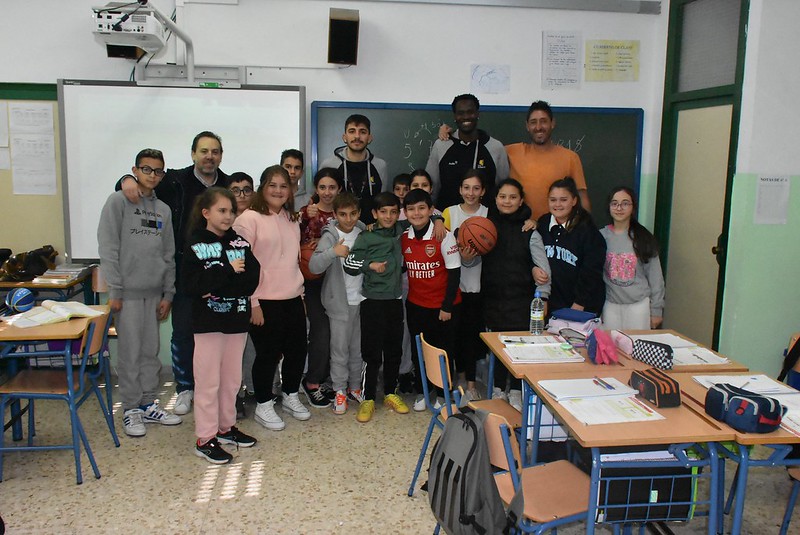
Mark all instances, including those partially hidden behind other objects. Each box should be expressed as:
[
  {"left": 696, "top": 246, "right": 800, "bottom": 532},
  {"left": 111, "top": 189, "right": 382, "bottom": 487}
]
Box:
[
  {"left": 115, "top": 296, "right": 162, "bottom": 411},
  {"left": 329, "top": 304, "right": 363, "bottom": 393}
]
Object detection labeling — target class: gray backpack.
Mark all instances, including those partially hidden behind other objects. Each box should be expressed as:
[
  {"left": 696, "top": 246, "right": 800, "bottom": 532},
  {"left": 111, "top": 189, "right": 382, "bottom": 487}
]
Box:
[{"left": 425, "top": 406, "right": 514, "bottom": 535}]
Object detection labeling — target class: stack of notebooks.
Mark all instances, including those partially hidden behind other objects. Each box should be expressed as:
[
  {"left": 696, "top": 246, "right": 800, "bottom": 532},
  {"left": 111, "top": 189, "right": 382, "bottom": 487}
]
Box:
[
  {"left": 500, "top": 334, "right": 584, "bottom": 364},
  {"left": 537, "top": 377, "right": 665, "bottom": 425},
  {"left": 32, "top": 264, "right": 95, "bottom": 285}
]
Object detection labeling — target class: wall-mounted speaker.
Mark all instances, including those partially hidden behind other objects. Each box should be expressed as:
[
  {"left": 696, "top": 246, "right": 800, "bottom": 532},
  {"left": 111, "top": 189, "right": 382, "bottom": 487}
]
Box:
[{"left": 328, "top": 8, "right": 359, "bottom": 65}]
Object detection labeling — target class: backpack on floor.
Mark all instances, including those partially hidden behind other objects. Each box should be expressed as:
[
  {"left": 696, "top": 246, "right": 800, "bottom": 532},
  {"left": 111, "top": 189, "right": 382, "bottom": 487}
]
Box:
[{"left": 424, "top": 406, "right": 512, "bottom": 535}]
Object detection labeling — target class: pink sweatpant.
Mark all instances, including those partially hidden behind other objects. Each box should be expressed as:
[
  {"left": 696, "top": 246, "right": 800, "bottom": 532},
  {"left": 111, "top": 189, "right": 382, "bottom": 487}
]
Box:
[{"left": 193, "top": 332, "right": 247, "bottom": 442}]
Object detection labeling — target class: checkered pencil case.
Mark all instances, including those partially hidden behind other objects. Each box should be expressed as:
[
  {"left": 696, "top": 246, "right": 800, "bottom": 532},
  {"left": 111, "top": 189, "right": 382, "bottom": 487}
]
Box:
[{"left": 631, "top": 339, "right": 674, "bottom": 370}]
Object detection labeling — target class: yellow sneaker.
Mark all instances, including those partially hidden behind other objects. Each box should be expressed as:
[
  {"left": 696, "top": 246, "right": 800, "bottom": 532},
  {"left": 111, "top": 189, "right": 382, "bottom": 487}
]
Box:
[
  {"left": 356, "top": 400, "right": 375, "bottom": 423},
  {"left": 384, "top": 393, "right": 410, "bottom": 414}
]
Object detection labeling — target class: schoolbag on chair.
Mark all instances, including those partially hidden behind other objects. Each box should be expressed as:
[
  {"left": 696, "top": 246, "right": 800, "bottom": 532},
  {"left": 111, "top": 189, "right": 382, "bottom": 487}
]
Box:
[{"left": 425, "top": 406, "right": 512, "bottom": 535}]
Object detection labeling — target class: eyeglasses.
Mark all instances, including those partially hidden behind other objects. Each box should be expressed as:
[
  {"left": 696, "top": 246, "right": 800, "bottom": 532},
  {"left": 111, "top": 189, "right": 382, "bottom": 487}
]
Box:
[
  {"left": 230, "top": 187, "right": 254, "bottom": 196},
  {"left": 137, "top": 165, "right": 166, "bottom": 178},
  {"left": 609, "top": 201, "right": 633, "bottom": 209}
]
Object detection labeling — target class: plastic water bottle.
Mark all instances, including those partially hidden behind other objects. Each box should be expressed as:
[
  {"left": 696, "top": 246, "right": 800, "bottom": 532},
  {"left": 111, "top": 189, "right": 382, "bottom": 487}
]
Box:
[{"left": 529, "top": 291, "right": 545, "bottom": 335}]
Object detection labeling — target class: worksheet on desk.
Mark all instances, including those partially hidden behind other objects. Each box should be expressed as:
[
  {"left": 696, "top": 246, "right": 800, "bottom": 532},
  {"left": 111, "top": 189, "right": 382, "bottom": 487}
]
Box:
[
  {"left": 628, "top": 333, "right": 697, "bottom": 348},
  {"left": 559, "top": 396, "right": 665, "bottom": 425},
  {"left": 692, "top": 374, "right": 798, "bottom": 395}
]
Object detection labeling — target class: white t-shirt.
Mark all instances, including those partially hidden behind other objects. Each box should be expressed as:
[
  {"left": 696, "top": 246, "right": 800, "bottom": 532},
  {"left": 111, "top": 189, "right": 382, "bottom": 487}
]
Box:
[
  {"left": 444, "top": 204, "right": 488, "bottom": 293},
  {"left": 337, "top": 226, "right": 365, "bottom": 306}
]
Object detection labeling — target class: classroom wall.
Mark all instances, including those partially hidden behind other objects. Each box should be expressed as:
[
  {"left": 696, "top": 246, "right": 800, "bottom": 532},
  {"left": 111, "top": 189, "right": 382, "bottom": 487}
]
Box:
[
  {"left": 2, "top": 0, "right": 669, "bottom": 364},
  {"left": 718, "top": 0, "right": 800, "bottom": 376}
]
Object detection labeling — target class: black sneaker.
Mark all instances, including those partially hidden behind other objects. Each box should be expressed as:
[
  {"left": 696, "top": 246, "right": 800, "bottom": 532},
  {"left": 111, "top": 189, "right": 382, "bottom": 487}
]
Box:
[
  {"left": 398, "top": 372, "right": 415, "bottom": 394},
  {"left": 195, "top": 438, "right": 233, "bottom": 464},
  {"left": 301, "top": 380, "right": 332, "bottom": 408},
  {"left": 217, "top": 426, "right": 257, "bottom": 448},
  {"left": 319, "top": 383, "right": 336, "bottom": 402},
  {"left": 236, "top": 395, "right": 246, "bottom": 420}
]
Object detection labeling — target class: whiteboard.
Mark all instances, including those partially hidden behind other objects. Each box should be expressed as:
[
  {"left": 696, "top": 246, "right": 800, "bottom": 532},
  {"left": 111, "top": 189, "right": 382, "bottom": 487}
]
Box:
[{"left": 58, "top": 80, "right": 304, "bottom": 261}]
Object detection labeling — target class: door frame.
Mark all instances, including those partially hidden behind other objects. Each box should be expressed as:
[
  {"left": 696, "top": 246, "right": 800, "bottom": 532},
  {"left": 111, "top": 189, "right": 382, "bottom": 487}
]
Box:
[{"left": 653, "top": 0, "right": 749, "bottom": 349}]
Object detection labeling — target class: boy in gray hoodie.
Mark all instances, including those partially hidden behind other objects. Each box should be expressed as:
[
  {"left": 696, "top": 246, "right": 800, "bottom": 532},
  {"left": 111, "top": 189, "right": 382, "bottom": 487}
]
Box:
[
  {"left": 98, "top": 148, "right": 181, "bottom": 438},
  {"left": 308, "top": 193, "right": 366, "bottom": 416}
]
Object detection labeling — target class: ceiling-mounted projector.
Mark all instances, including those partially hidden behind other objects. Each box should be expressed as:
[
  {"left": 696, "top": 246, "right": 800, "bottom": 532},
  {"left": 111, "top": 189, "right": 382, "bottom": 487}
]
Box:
[{"left": 92, "top": 2, "right": 166, "bottom": 54}]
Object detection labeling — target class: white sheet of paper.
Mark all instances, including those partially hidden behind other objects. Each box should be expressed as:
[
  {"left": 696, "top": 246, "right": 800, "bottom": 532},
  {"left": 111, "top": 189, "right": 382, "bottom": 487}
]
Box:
[
  {"left": 754, "top": 175, "right": 790, "bottom": 224},
  {"left": 10, "top": 133, "right": 56, "bottom": 195},
  {"left": 692, "top": 374, "right": 798, "bottom": 395},
  {"left": 542, "top": 31, "right": 581, "bottom": 89},
  {"left": 559, "top": 396, "right": 664, "bottom": 425},
  {"left": 628, "top": 333, "right": 697, "bottom": 348},
  {"left": 0, "top": 102, "right": 8, "bottom": 146},
  {"left": 0, "top": 147, "right": 10, "bottom": 170},
  {"left": 672, "top": 347, "right": 729, "bottom": 365},
  {"left": 8, "top": 102, "right": 54, "bottom": 134}
]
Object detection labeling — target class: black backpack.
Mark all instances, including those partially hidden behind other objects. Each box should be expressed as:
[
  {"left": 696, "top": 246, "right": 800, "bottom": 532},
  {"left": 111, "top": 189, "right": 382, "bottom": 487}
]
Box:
[{"left": 424, "top": 406, "right": 514, "bottom": 535}]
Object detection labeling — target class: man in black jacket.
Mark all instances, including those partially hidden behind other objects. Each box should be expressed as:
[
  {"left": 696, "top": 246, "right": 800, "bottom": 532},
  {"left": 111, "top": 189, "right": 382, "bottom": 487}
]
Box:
[{"left": 118, "top": 131, "right": 229, "bottom": 416}]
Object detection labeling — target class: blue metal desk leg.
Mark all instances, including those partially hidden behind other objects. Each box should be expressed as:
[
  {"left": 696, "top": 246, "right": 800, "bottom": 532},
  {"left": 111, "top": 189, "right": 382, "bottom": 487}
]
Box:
[
  {"left": 708, "top": 443, "right": 719, "bottom": 535},
  {"left": 730, "top": 444, "right": 750, "bottom": 535},
  {"left": 487, "top": 352, "right": 495, "bottom": 400}
]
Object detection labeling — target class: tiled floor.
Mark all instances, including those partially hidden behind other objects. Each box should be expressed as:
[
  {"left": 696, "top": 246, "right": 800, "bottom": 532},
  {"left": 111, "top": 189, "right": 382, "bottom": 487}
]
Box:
[{"left": 0, "top": 378, "right": 798, "bottom": 534}]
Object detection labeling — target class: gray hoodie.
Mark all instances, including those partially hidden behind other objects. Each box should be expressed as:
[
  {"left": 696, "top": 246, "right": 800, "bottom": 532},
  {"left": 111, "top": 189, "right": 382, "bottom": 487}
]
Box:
[
  {"left": 308, "top": 219, "right": 367, "bottom": 321},
  {"left": 97, "top": 190, "right": 176, "bottom": 301}
]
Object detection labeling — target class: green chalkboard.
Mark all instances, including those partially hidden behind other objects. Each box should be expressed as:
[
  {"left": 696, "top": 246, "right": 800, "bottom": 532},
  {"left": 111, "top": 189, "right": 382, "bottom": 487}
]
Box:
[{"left": 311, "top": 101, "right": 643, "bottom": 228}]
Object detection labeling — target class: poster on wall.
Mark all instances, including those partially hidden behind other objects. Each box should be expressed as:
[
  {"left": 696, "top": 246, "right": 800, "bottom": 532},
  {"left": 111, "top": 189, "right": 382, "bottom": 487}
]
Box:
[
  {"left": 8, "top": 102, "right": 56, "bottom": 195},
  {"left": 585, "top": 40, "right": 640, "bottom": 82},
  {"left": 542, "top": 31, "right": 581, "bottom": 89},
  {"left": 754, "top": 175, "right": 790, "bottom": 225}
]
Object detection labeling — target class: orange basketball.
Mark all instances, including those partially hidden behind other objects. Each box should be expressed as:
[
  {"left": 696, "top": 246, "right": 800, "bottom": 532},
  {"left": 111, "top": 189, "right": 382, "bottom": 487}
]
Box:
[
  {"left": 299, "top": 241, "right": 323, "bottom": 280},
  {"left": 457, "top": 216, "right": 497, "bottom": 255}
]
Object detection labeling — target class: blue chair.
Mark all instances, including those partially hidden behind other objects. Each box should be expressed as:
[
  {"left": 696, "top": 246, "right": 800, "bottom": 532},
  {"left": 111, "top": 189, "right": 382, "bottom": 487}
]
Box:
[
  {"left": 484, "top": 411, "right": 591, "bottom": 534},
  {"left": 408, "top": 333, "right": 521, "bottom": 497},
  {"left": 780, "top": 467, "right": 800, "bottom": 535},
  {"left": 0, "top": 309, "right": 117, "bottom": 484}
]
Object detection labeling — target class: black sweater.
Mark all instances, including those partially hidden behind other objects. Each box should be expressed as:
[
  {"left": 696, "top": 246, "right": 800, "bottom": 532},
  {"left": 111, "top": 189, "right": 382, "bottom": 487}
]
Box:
[
  {"left": 536, "top": 214, "right": 606, "bottom": 315},
  {"left": 481, "top": 204, "right": 536, "bottom": 331},
  {"left": 182, "top": 228, "right": 260, "bottom": 334}
]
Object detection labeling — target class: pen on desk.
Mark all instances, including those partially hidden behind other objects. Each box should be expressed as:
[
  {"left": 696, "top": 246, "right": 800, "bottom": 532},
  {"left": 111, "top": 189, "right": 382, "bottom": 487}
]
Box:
[
  {"left": 593, "top": 376, "right": 615, "bottom": 390},
  {"left": 740, "top": 380, "right": 751, "bottom": 389}
]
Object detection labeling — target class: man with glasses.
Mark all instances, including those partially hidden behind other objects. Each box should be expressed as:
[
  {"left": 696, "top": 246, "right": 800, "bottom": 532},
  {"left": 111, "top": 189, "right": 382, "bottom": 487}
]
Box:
[
  {"left": 506, "top": 100, "right": 590, "bottom": 219},
  {"left": 117, "top": 131, "right": 229, "bottom": 416}
]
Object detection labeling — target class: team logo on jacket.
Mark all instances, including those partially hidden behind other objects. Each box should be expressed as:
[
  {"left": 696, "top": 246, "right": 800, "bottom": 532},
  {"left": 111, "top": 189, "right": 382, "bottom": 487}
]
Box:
[{"left": 425, "top": 244, "right": 436, "bottom": 257}]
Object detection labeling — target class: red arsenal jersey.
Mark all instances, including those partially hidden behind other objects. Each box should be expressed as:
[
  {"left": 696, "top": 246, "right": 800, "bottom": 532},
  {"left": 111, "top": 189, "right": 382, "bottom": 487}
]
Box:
[{"left": 402, "top": 225, "right": 462, "bottom": 309}]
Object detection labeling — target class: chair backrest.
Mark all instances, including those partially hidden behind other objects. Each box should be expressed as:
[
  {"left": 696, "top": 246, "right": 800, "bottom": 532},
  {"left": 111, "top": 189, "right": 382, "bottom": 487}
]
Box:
[
  {"left": 419, "top": 332, "right": 452, "bottom": 391},
  {"left": 484, "top": 411, "right": 522, "bottom": 474},
  {"left": 91, "top": 266, "right": 108, "bottom": 293}
]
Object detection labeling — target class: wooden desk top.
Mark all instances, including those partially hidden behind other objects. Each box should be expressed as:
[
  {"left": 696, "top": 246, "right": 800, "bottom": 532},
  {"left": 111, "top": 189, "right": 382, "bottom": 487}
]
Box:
[
  {"left": 671, "top": 371, "right": 800, "bottom": 446},
  {"left": 480, "top": 331, "right": 632, "bottom": 380},
  {"left": 0, "top": 305, "right": 107, "bottom": 342},
  {"left": 615, "top": 329, "right": 749, "bottom": 373},
  {"left": 524, "top": 367, "right": 734, "bottom": 448},
  {"left": 0, "top": 272, "right": 90, "bottom": 291}
]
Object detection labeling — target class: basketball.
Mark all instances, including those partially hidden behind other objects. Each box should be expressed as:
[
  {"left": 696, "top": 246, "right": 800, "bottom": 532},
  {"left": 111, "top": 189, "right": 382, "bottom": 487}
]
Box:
[
  {"left": 5, "top": 287, "right": 35, "bottom": 313},
  {"left": 299, "top": 241, "right": 323, "bottom": 281},
  {"left": 457, "top": 216, "right": 497, "bottom": 255}
]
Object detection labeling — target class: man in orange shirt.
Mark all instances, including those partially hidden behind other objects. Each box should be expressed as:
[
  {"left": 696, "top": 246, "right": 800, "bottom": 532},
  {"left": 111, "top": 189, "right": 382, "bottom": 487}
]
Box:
[{"left": 506, "top": 101, "right": 590, "bottom": 219}]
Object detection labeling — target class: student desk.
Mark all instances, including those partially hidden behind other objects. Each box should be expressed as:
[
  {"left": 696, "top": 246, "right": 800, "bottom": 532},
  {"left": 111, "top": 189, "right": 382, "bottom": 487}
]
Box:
[
  {"left": 525, "top": 368, "right": 733, "bottom": 534},
  {"left": 480, "top": 330, "right": 633, "bottom": 465},
  {"left": 619, "top": 329, "right": 750, "bottom": 373},
  {"left": 671, "top": 371, "right": 800, "bottom": 535},
  {"left": 0, "top": 272, "right": 93, "bottom": 305},
  {"left": 0, "top": 313, "right": 97, "bottom": 441}
]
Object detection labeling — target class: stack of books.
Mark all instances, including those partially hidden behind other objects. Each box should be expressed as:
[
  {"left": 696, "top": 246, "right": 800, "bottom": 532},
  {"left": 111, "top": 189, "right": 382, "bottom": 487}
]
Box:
[{"left": 32, "top": 263, "right": 95, "bottom": 285}]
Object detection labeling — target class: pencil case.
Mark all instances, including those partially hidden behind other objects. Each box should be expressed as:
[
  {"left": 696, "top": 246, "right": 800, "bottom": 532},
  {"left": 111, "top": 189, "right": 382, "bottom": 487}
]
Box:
[
  {"left": 704, "top": 383, "right": 785, "bottom": 433},
  {"left": 631, "top": 339, "right": 673, "bottom": 370},
  {"left": 629, "top": 368, "right": 681, "bottom": 408}
]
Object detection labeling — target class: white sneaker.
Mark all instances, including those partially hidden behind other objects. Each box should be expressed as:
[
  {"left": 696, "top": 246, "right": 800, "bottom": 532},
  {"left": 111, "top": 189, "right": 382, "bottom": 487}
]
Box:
[
  {"left": 465, "top": 387, "right": 482, "bottom": 401},
  {"left": 254, "top": 399, "right": 285, "bottom": 431},
  {"left": 281, "top": 392, "right": 311, "bottom": 421},
  {"left": 492, "top": 387, "right": 508, "bottom": 401},
  {"left": 173, "top": 390, "right": 193, "bottom": 415},
  {"left": 433, "top": 398, "right": 443, "bottom": 411},
  {"left": 123, "top": 408, "right": 146, "bottom": 437},
  {"left": 413, "top": 395, "right": 427, "bottom": 412},
  {"left": 508, "top": 389, "right": 522, "bottom": 412},
  {"left": 141, "top": 401, "right": 182, "bottom": 425}
]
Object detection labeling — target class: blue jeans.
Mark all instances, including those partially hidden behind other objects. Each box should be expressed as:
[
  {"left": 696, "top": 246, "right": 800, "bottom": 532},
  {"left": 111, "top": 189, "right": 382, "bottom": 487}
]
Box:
[{"left": 170, "top": 292, "right": 195, "bottom": 393}]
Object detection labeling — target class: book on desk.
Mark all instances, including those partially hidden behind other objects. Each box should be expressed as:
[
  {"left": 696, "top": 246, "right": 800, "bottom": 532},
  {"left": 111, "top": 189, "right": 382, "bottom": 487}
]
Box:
[{"left": 1, "top": 299, "right": 103, "bottom": 328}]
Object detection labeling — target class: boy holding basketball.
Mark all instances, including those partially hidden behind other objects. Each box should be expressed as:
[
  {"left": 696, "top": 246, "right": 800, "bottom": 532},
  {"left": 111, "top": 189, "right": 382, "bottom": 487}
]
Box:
[{"left": 402, "top": 189, "right": 463, "bottom": 411}]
